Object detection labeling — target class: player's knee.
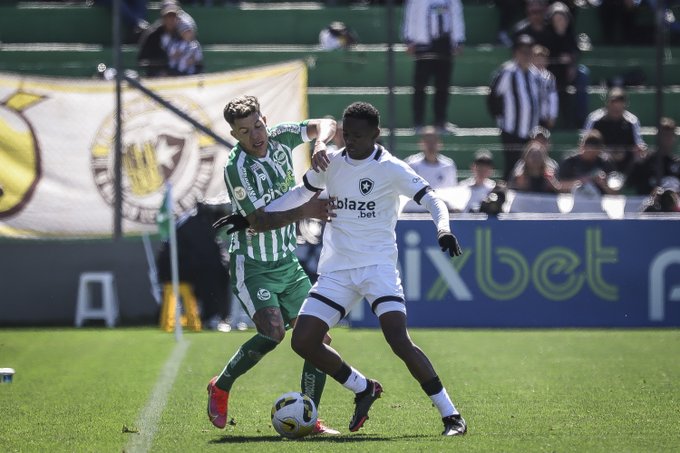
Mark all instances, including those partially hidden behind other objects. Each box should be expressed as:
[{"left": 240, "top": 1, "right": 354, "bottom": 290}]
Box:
[
  {"left": 291, "top": 330, "right": 310, "bottom": 357},
  {"left": 384, "top": 330, "right": 414, "bottom": 357},
  {"left": 323, "top": 332, "right": 332, "bottom": 346}
]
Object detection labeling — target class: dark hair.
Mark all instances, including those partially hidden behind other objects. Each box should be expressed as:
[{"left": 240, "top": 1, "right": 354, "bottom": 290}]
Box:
[
  {"left": 342, "top": 102, "right": 380, "bottom": 128},
  {"left": 582, "top": 129, "right": 604, "bottom": 147},
  {"left": 223, "top": 95, "right": 260, "bottom": 125}
]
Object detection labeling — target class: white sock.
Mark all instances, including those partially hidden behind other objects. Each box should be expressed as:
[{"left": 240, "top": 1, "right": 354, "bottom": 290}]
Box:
[
  {"left": 342, "top": 367, "right": 368, "bottom": 394},
  {"left": 429, "top": 388, "right": 459, "bottom": 417}
]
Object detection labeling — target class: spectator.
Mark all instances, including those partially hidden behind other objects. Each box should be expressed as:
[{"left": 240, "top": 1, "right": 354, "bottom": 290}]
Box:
[
  {"left": 403, "top": 0, "right": 465, "bottom": 134},
  {"left": 532, "top": 45, "right": 558, "bottom": 129},
  {"left": 405, "top": 126, "right": 458, "bottom": 190},
  {"left": 513, "top": 0, "right": 551, "bottom": 46},
  {"left": 487, "top": 34, "right": 542, "bottom": 180},
  {"left": 459, "top": 149, "right": 497, "bottom": 212},
  {"left": 158, "top": 1, "right": 203, "bottom": 76},
  {"left": 627, "top": 117, "right": 680, "bottom": 195},
  {"left": 319, "top": 21, "right": 358, "bottom": 50},
  {"left": 546, "top": 1, "right": 588, "bottom": 128},
  {"left": 558, "top": 130, "right": 621, "bottom": 195},
  {"left": 582, "top": 87, "right": 647, "bottom": 177},
  {"left": 642, "top": 187, "right": 680, "bottom": 213},
  {"left": 508, "top": 141, "right": 562, "bottom": 193},
  {"left": 530, "top": 125, "right": 552, "bottom": 150},
  {"left": 138, "top": 0, "right": 201, "bottom": 76}
]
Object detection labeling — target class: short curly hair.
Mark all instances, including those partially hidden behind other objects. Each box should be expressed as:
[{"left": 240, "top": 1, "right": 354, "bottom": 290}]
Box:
[
  {"left": 223, "top": 95, "right": 261, "bottom": 125},
  {"left": 342, "top": 102, "right": 380, "bottom": 128}
]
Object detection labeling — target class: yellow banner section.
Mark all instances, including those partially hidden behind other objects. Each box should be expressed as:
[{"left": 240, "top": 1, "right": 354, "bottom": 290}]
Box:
[{"left": 0, "top": 61, "right": 308, "bottom": 238}]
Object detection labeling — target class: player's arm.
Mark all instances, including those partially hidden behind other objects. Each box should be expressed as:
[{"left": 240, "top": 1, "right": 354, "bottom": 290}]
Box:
[
  {"left": 305, "top": 118, "right": 336, "bottom": 172},
  {"left": 416, "top": 187, "right": 463, "bottom": 257}
]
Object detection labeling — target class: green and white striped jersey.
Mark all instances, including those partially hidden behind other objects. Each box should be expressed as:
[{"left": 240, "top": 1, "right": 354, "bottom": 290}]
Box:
[{"left": 224, "top": 121, "right": 310, "bottom": 261}]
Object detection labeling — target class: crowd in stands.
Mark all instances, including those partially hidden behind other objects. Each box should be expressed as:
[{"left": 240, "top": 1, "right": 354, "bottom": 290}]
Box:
[{"left": 36, "top": 0, "right": 680, "bottom": 212}]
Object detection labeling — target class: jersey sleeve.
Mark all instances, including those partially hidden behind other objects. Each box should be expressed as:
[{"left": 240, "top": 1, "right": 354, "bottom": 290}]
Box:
[
  {"left": 391, "top": 159, "right": 430, "bottom": 200},
  {"left": 267, "top": 121, "right": 311, "bottom": 150},
  {"left": 302, "top": 166, "right": 327, "bottom": 191},
  {"left": 224, "top": 160, "right": 265, "bottom": 217}
]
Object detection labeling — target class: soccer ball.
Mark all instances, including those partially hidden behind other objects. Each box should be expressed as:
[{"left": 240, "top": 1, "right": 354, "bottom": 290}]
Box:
[{"left": 270, "top": 392, "right": 318, "bottom": 439}]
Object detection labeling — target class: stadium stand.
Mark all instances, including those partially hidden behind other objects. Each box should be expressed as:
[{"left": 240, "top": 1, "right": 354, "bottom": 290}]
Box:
[{"left": 0, "top": 1, "right": 677, "bottom": 177}]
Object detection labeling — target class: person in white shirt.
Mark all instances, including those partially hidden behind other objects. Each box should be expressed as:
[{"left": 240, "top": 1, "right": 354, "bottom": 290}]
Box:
[
  {"left": 248, "top": 102, "right": 467, "bottom": 436},
  {"left": 404, "top": 126, "right": 457, "bottom": 211},
  {"left": 459, "top": 149, "right": 496, "bottom": 212}
]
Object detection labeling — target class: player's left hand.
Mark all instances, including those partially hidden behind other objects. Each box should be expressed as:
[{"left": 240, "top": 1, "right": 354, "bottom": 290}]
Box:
[
  {"left": 438, "top": 230, "right": 462, "bottom": 257},
  {"left": 212, "top": 213, "right": 250, "bottom": 234},
  {"left": 312, "top": 142, "right": 330, "bottom": 172}
]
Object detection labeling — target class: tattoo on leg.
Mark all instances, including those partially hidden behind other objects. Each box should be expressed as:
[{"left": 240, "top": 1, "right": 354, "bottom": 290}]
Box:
[{"left": 253, "top": 306, "right": 286, "bottom": 341}]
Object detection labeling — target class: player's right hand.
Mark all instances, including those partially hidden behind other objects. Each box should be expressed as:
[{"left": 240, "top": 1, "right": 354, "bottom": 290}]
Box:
[
  {"left": 302, "top": 192, "right": 336, "bottom": 222},
  {"left": 212, "top": 213, "right": 250, "bottom": 234}
]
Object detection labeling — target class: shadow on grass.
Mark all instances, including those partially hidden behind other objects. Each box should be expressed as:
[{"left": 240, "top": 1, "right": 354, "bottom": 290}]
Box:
[{"left": 209, "top": 433, "right": 403, "bottom": 444}]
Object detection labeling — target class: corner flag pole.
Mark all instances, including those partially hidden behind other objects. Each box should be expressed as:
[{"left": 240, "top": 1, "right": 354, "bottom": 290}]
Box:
[{"left": 166, "top": 184, "right": 183, "bottom": 342}]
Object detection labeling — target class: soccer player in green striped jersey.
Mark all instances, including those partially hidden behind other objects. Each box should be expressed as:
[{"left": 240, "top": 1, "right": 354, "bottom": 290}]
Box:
[{"left": 207, "top": 95, "right": 339, "bottom": 434}]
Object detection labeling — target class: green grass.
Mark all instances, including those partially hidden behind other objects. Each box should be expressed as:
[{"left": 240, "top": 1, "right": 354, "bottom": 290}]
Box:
[{"left": 1, "top": 328, "right": 679, "bottom": 452}]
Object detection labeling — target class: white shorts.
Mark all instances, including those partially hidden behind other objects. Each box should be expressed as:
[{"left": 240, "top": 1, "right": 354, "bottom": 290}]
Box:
[{"left": 299, "top": 264, "right": 406, "bottom": 328}]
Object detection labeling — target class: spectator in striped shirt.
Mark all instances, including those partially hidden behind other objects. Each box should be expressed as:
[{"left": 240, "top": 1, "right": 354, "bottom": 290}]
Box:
[
  {"left": 582, "top": 87, "right": 647, "bottom": 178},
  {"left": 159, "top": 1, "right": 203, "bottom": 75},
  {"left": 487, "top": 34, "right": 543, "bottom": 180},
  {"left": 532, "top": 44, "right": 559, "bottom": 130}
]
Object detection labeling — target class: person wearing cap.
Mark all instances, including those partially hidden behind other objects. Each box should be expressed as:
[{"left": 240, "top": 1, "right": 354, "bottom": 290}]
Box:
[
  {"left": 582, "top": 87, "right": 647, "bottom": 178},
  {"left": 159, "top": 1, "right": 203, "bottom": 75},
  {"left": 487, "top": 34, "right": 542, "bottom": 180},
  {"left": 627, "top": 117, "right": 680, "bottom": 195},
  {"left": 319, "top": 21, "right": 358, "bottom": 50},
  {"left": 402, "top": 0, "right": 466, "bottom": 135},
  {"left": 558, "top": 130, "right": 620, "bottom": 195},
  {"left": 459, "top": 149, "right": 497, "bottom": 212}
]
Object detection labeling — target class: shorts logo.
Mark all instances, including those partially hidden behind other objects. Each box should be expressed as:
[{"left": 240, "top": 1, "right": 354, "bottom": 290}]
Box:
[
  {"left": 234, "top": 186, "right": 247, "bottom": 200},
  {"left": 360, "top": 178, "right": 374, "bottom": 196},
  {"left": 256, "top": 288, "right": 271, "bottom": 301}
]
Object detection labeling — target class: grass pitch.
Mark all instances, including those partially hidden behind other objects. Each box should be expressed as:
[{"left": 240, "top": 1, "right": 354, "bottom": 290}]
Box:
[{"left": 1, "top": 328, "right": 678, "bottom": 452}]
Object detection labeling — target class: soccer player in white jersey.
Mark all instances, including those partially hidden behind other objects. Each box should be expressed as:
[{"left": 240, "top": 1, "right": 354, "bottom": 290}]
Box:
[
  {"left": 263, "top": 102, "right": 468, "bottom": 436},
  {"left": 206, "top": 95, "right": 339, "bottom": 434}
]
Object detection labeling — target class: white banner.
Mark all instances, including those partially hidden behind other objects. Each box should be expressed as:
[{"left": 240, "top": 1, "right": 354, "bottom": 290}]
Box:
[{"left": 0, "top": 61, "right": 308, "bottom": 238}]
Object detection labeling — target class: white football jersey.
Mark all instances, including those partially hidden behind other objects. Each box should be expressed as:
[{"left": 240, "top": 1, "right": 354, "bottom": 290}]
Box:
[{"left": 304, "top": 145, "right": 430, "bottom": 273}]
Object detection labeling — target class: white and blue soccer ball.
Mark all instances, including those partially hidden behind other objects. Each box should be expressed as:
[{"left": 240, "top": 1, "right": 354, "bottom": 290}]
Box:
[{"left": 270, "top": 391, "right": 317, "bottom": 439}]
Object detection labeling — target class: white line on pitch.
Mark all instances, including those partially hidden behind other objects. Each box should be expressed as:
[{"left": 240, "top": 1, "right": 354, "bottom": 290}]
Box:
[{"left": 125, "top": 339, "right": 190, "bottom": 453}]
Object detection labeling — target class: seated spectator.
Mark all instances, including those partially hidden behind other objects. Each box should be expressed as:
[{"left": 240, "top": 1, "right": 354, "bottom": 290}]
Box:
[
  {"left": 532, "top": 45, "right": 558, "bottom": 130},
  {"left": 319, "top": 21, "right": 358, "bottom": 50},
  {"left": 160, "top": 2, "right": 203, "bottom": 76},
  {"left": 627, "top": 117, "right": 680, "bottom": 195},
  {"left": 641, "top": 186, "right": 680, "bottom": 213},
  {"left": 508, "top": 141, "right": 562, "bottom": 193},
  {"left": 405, "top": 126, "right": 458, "bottom": 190},
  {"left": 530, "top": 125, "right": 552, "bottom": 151},
  {"left": 558, "top": 130, "right": 621, "bottom": 195},
  {"left": 583, "top": 87, "right": 646, "bottom": 178},
  {"left": 459, "top": 149, "right": 496, "bottom": 212},
  {"left": 138, "top": 1, "right": 201, "bottom": 76}
]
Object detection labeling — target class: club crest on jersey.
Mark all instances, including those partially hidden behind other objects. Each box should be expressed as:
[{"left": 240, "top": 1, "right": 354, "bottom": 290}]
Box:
[
  {"left": 359, "top": 178, "right": 374, "bottom": 196},
  {"left": 273, "top": 149, "right": 288, "bottom": 166}
]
